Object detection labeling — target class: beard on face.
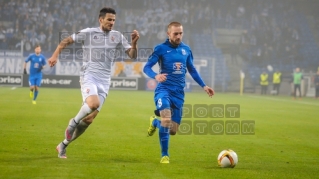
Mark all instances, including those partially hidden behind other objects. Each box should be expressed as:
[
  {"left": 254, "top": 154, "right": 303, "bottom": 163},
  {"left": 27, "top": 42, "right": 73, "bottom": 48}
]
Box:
[{"left": 171, "top": 38, "right": 181, "bottom": 46}]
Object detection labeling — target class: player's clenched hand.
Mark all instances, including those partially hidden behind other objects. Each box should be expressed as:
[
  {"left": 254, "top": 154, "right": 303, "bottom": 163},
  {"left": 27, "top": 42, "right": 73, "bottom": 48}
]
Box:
[
  {"left": 131, "top": 30, "right": 139, "bottom": 44},
  {"left": 48, "top": 56, "right": 58, "bottom": 67},
  {"left": 155, "top": 74, "right": 167, "bottom": 83},
  {"left": 203, "top": 86, "right": 215, "bottom": 97}
]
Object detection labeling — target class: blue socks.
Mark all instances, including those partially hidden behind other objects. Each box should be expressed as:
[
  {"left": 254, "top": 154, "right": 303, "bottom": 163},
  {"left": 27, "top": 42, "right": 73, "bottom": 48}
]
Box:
[
  {"left": 159, "top": 126, "right": 170, "bottom": 157},
  {"left": 153, "top": 118, "right": 170, "bottom": 157},
  {"left": 152, "top": 118, "right": 161, "bottom": 128},
  {"left": 33, "top": 90, "right": 38, "bottom": 100}
]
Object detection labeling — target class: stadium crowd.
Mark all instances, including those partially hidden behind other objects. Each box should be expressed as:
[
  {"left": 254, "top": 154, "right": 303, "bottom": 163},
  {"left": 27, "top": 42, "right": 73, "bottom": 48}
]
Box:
[{"left": 0, "top": 0, "right": 315, "bottom": 65}]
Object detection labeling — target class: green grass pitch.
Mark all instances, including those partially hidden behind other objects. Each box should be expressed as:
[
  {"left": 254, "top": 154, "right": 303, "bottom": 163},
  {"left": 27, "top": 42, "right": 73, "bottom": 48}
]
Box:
[{"left": 0, "top": 87, "right": 318, "bottom": 179}]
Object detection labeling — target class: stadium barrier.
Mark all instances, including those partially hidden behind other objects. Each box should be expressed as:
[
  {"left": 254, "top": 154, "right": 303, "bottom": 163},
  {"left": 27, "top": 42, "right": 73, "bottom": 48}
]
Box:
[{"left": 19, "top": 74, "right": 143, "bottom": 90}]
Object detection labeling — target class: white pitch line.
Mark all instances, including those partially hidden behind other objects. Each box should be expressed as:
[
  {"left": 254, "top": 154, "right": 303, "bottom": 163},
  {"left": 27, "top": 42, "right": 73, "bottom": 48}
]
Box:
[{"left": 247, "top": 95, "right": 319, "bottom": 106}]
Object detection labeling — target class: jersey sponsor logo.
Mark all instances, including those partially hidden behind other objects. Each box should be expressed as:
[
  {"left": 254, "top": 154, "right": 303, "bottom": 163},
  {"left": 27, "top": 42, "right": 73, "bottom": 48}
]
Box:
[
  {"left": 86, "top": 88, "right": 90, "bottom": 94},
  {"left": 173, "top": 62, "right": 183, "bottom": 70},
  {"left": 173, "top": 62, "right": 184, "bottom": 74},
  {"left": 167, "top": 50, "right": 172, "bottom": 53}
]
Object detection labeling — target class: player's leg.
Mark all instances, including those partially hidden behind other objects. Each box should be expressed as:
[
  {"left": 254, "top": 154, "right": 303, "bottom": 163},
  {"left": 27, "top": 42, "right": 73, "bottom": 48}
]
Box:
[
  {"left": 56, "top": 82, "right": 99, "bottom": 158},
  {"left": 169, "top": 107, "right": 182, "bottom": 135},
  {"left": 33, "top": 77, "right": 42, "bottom": 103},
  {"left": 66, "top": 92, "right": 99, "bottom": 141},
  {"left": 147, "top": 110, "right": 161, "bottom": 136},
  {"left": 28, "top": 77, "right": 35, "bottom": 99},
  {"left": 71, "top": 110, "right": 99, "bottom": 141},
  {"left": 57, "top": 95, "right": 98, "bottom": 158},
  {"left": 71, "top": 95, "right": 105, "bottom": 140},
  {"left": 150, "top": 92, "right": 171, "bottom": 163},
  {"left": 159, "top": 107, "right": 172, "bottom": 163},
  {"left": 30, "top": 86, "right": 34, "bottom": 99}
]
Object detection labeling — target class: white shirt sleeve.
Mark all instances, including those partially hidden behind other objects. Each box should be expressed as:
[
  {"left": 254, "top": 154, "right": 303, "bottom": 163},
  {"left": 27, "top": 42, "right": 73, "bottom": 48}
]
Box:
[
  {"left": 119, "top": 33, "right": 131, "bottom": 51},
  {"left": 71, "top": 28, "right": 90, "bottom": 43}
]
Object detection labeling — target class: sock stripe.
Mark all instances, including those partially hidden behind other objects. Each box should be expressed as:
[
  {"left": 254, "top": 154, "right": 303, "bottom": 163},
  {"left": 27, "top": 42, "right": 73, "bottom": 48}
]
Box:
[{"left": 73, "top": 119, "right": 79, "bottom": 125}]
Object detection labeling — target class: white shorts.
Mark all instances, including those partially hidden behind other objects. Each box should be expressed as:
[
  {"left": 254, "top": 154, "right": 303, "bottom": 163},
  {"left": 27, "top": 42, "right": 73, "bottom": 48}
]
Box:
[{"left": 80, "top": 76, "right": 110, "bottom": 111}]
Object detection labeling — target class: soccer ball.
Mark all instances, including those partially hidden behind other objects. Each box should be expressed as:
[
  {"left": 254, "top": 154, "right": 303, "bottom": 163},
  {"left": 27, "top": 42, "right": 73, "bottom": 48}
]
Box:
[{"left": 217, "top": 149, "right": 238, "bottom": 168}]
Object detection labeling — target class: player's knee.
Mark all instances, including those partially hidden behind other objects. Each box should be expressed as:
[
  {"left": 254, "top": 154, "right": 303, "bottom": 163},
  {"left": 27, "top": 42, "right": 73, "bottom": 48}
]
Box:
[
  {"left": 86, "top": 96, "right": 100, "bottom": 110},
  {"left": 170, "top": 130, "right": 177, "bottom": 135},
  {"left": 160, "top": 118, "right": 170, "bottom": 127},
  {"left": 160, "top": 108, "right": 172, "bottom": 118},
  {"left": 87, "top": 103, "right": 100, "bottom": 110}
]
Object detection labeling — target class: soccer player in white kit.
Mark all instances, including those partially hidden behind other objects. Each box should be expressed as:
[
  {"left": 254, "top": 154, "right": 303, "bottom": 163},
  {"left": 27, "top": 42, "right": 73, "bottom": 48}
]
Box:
[{"left": 48, "top": 7, "right": 139, "bottom": 158}]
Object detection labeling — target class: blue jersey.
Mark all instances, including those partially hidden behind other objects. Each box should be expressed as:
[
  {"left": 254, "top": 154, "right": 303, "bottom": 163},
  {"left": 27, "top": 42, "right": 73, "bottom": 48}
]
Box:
[
  {"left": 143, "top": 39, "right": 206, "bottom": 92},
  {"left": 25, "top": 53, "right": 46, "bottom": 76}
]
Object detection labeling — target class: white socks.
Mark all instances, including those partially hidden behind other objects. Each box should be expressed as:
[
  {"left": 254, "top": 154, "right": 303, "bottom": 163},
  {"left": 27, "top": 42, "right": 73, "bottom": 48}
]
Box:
[{"left": 69, "top": 103, "right": 93, "bottom": 127}]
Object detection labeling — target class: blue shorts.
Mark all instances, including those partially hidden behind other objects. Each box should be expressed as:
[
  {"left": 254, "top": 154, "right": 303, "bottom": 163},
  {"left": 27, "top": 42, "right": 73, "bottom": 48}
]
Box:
[
  {"left": 154, "top": 89, "right": 184, "bottom": 124},
  {"left": 29, "top": 76, "right": 42, "bottom": 87}
]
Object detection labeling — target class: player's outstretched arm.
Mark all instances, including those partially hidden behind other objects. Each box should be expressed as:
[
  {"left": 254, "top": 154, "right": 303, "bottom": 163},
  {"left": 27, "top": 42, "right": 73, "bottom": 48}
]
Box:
[
  {"left": 48, "top": 36, "right": 74, "bottom": 67},
  {"left": 127, "top": 30, "right": 139, "bottom": 59},
  {"left": 186, "top": 51, "right": 214, "bottom": 97}
]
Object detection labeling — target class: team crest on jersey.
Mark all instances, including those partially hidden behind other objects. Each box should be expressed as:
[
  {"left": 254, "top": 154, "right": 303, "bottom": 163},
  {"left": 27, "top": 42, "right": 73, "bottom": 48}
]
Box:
[
  {"left": 181, "top": 48, "right": 187, "bottom": 55},
  {"left": 173, "top": 62, "right": 183, "bottom": 74},
  {"left": 86, "top": 89, "right": 90, "bottom": 94},
  {"left": 111, "top": 36, "right": 115, "bottom": 42}
]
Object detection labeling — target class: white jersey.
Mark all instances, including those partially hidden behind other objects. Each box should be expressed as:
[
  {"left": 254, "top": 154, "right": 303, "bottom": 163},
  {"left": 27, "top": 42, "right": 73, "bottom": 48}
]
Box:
[{"left": 71, "top": 27, "right": 131, "bottom": 85}]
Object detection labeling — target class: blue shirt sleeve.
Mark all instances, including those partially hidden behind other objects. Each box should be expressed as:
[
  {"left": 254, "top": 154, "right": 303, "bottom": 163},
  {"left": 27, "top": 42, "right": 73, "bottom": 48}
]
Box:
[
  {"left": 186, "top": 50, "right": 206, "bottom": 88},
  {"left": 25, "top": 54, "right": 32, "bottom": 63},
  {"left": 41, "top": 55, "right": 47, "bottom": 66},
  {"left": 143, "top": 46, "right": 160, "bottom": 79}
]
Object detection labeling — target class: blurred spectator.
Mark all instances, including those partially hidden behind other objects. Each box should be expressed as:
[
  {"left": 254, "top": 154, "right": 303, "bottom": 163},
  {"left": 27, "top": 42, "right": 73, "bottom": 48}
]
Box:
[
  {"left": 0, "top": 0, "right": 316, "bottom": 71},
  {"left": 0, "top": 37, "right": 7, "bottom": 50}
]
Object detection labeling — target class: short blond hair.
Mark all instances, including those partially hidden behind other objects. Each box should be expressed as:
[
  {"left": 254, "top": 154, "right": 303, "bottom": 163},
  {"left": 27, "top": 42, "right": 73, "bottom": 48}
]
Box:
[{"left": 167, "top": 22, "right": 182, "bottom": 31}]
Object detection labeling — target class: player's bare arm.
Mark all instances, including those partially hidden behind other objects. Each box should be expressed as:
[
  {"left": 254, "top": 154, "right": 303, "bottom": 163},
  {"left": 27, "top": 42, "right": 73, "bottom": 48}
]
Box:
[
  {"left": 48, "top": 36, "right": 74, "bottom": 67},
  {"left": 126, "top": 30, "right": 139, "bottom": 59}
]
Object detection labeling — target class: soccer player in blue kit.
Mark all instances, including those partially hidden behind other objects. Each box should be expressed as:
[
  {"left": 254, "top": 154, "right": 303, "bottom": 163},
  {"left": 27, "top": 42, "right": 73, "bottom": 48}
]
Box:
[
  {"left": 23, "top": 45, "right": 46, "bottom": 104},
  {"left": 143, "top": 22, "right": 215, "bottom": 163}
]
